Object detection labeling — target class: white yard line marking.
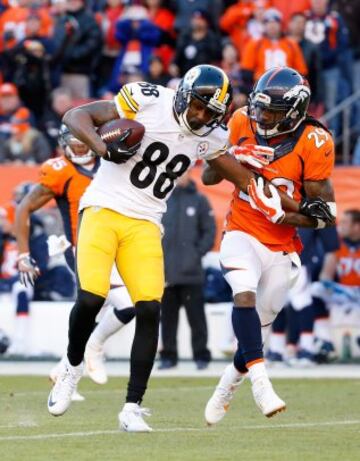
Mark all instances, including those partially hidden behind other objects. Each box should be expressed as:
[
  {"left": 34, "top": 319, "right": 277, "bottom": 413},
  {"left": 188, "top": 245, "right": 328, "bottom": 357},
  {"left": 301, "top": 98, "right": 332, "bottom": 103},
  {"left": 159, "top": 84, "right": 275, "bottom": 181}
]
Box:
[
  {"left": 0, "top": 386, "right": 215, "bottom": 398},
  {"left": 0, "top": 419, "right": 359, "bottom": 441}
]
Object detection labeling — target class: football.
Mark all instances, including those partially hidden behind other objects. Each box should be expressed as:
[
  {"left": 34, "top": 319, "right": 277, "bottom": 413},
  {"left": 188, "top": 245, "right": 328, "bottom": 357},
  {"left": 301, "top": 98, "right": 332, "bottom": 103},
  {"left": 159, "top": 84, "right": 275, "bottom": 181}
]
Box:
[{"left": 97, "top": 118, "right": 145, "bottom": 149}]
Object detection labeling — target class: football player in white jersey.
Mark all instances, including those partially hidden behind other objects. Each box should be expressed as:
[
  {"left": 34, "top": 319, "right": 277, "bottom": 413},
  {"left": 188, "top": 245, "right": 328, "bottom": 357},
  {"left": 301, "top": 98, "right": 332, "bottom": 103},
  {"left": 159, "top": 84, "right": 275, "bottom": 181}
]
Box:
[{"left": 46, "top": 64, "right": 323, "bottom": 432}]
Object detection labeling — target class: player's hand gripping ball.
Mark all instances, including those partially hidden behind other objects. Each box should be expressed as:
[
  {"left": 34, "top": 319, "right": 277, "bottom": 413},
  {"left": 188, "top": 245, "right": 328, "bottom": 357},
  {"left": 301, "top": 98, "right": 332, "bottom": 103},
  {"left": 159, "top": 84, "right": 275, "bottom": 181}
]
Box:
[{"left": 98, "top": 119, "right": 145, "bottom": 164}]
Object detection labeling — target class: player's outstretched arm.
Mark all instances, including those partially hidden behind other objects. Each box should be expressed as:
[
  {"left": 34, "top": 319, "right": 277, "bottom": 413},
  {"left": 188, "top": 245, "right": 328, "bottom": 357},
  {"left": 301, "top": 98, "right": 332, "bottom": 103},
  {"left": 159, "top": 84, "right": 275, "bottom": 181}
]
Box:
[
  {"left": 15, "top": 184, "right": 55, "bottom": 285},
  {"left": 282, "top": 179, "right": 336, "bottom": 228},
  {"left": 63, "top": 101, "right": 119, "bottom": 157},
  {"left": 207, "top": 153, "right": 300, "bottom": 212},
  {"left": 15, "top": 184, "right": 55, "bottom": 254}
]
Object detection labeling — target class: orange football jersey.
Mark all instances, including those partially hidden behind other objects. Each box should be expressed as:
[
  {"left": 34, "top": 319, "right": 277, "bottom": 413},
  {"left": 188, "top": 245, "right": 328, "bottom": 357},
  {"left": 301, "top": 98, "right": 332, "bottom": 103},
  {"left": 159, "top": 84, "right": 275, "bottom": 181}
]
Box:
[
  {"left": 39, "top": 156, "right": 99, "bottom": 245},
  {"left": 241, "top": 37, "right": 308, "bottom": 81},
  {"left": 335, "top": 241, "right": 360, "bottom": 286},
  {"left": 226, "top": 108, "right": 335, "bottom": 253}
]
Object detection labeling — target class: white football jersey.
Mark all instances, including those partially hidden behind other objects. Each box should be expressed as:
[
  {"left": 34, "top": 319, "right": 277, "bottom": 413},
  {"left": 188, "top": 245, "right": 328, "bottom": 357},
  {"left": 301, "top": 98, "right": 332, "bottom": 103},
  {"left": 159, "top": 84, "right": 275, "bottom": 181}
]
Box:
[{"left": 80, "top": 82, "right": 229, "bottom": 227}]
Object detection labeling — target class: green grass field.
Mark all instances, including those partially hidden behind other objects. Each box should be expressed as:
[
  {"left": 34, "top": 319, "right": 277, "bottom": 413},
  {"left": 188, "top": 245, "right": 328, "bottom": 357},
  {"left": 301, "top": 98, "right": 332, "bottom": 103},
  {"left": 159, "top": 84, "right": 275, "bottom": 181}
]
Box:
[{"left": 0, "top": 376, "right": 359, "bottom": 461}]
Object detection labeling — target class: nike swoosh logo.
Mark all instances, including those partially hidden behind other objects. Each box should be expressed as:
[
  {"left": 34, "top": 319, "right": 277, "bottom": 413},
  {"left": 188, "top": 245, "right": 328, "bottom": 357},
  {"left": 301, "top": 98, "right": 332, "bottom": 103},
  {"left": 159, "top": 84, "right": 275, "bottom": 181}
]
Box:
[
  {"left": 48, "top": 393, "right": 57, "bottom": 407},
  {"left": 324, "top": 150, "right": 331, "bottom": 157}
]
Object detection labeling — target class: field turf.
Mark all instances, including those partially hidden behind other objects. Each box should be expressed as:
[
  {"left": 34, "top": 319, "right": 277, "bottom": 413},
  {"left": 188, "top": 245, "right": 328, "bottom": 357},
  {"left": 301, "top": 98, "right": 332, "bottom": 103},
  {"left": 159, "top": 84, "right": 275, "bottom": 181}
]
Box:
[{"left": 0, "top": 376, "right": 359, "bottom": 461}]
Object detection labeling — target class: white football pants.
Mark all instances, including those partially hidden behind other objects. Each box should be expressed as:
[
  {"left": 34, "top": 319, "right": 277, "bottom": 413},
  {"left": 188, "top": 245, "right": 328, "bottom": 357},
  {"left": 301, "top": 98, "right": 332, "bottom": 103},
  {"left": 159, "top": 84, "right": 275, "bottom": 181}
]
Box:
[{"left": 220, "top": 231, "right": 301, "bottom": 341}]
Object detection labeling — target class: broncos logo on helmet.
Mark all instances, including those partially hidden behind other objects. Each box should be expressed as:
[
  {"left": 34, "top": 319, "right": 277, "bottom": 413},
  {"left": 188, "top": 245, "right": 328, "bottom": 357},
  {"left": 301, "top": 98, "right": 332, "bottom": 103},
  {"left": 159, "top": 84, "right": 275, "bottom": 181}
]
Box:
[
  {"left": 248, "top": 67, "right": 311, "bottom": 138},
  {"left": 174, "top": 65, "right": 233, "bottom": 137}
]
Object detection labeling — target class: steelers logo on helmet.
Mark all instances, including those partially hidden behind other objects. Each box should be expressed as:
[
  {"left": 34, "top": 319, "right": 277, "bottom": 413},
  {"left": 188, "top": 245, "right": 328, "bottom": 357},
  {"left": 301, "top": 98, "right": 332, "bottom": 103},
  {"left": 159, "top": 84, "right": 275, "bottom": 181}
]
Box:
[
  {"left": 58, "top": 124, "right": 96, "bottom": 165},
  {"left": 248, "top": 67, "right": 311, "bottom": 139},
  {"left": 174, "top": 64, "right": 233, "bottom": 136}
]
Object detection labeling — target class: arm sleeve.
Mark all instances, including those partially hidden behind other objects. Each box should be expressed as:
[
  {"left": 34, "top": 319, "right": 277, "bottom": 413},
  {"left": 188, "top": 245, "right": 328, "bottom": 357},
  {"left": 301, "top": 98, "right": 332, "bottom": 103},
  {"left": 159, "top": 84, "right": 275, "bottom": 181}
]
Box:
[
  {"left": 39, "top": 160, "right": 68, "bottom": 196},
  {"left": 227, "top": 108, "right": 248, "bottom": 145},
  {"left": 114, "top": 81, "right": 159, "bottom": 120}
]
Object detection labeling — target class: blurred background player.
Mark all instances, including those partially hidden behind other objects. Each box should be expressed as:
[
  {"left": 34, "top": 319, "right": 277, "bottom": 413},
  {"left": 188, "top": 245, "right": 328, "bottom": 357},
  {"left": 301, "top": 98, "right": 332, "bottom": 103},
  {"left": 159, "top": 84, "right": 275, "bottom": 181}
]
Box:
[
  {"left": 266, "top": 226, "right": 340, "bottom": 367},
  {"left": 203, "top": 67, "right": 336, "bottom": 425},
  {"left": 0, "top": 182, "right": 49, "bottom": 356},
  {"left": 15, "top": 126, "right": 135, "bottom": 388},
  {"left": 311, "top": 209, "right": 360, "bottom": 360}
]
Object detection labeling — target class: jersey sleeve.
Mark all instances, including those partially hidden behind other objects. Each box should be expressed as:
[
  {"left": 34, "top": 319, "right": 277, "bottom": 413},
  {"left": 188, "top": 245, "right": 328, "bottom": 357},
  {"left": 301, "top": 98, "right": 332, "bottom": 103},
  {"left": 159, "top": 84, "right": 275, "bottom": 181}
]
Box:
[
  {"left": 39, "top": 158, "right": 69, "bottom": 196},
  {"left": 114, "top": 82, "right": 160, "bottom": 120},
  {"left": 302, "top": 127, "right": 335, "bottom": 181},
  {"left": 227, "top": 108, "right": 248, "bottom": 146}
]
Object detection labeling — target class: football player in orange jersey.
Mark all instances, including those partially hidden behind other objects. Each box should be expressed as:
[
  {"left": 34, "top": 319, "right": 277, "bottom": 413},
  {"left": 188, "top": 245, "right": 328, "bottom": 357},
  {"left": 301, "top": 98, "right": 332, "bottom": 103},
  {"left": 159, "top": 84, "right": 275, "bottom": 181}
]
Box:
[
  {"left": 15, "top": 126, "right": 135, "bottom": 387},
  {"left": 203, "top": 67, "right": 337, "bottom": 424}
]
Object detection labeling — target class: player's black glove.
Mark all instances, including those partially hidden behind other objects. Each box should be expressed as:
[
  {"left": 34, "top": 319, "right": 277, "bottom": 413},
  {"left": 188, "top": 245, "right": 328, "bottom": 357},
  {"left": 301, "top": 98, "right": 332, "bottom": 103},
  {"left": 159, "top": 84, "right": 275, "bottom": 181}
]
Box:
[
  {"left": 102, "top": 129, "right": 141, "bottom": 164},
  {"left": 299, "top": 197, "right": 334, "bottom": 225},
  {"left": 17, "top": 253, "right": 41, "bottom": 286}
]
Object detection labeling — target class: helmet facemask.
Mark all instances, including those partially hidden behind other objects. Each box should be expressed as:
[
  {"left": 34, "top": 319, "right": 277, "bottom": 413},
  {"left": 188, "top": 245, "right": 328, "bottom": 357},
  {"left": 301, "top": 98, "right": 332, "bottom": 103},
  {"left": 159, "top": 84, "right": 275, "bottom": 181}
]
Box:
[
  {"left": 174, "top": 65, "right": 232, "bottom": 137},
  {"left": 64, "top": 138, "right": 96, "bottom": 165},
  {"left": 58, "top": 124, "right": 95, "bottom": 165},
  {"left": 177, "top": 90, "right": 228, "bottom": 137},
  {"left": 249, "top": 87, "right": 310, "bottom": 138}
]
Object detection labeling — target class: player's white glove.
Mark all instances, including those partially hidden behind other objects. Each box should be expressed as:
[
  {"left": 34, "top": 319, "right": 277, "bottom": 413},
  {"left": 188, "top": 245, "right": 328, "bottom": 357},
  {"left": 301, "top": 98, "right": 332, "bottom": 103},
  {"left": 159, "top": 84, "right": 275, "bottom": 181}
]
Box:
[
  {"left": 47, "top": 234, "right": 72, "bottom": 257},
  {"left": 247, "top": 177, "right": 285, "bottom": 224},
  {"left": 17, "top": 253, "right": 41, "bottom": 286},
  {"left": 229, "top": 144, "right": 274, "bottom": 170}
]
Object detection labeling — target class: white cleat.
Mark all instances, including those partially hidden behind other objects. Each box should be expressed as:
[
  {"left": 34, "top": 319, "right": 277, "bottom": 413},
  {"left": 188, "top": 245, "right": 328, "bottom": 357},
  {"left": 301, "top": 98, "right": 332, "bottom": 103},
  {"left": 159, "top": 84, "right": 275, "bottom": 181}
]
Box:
[
  {"left": 251, "top": 377, "right": 286, "bottom": 417},
  {"left": 48, "top": 359, "right": 83, "bottom": 416},
  {"left": 49, "top": 358, "right": 85, "bottom": 402},
  {"left": 118, "top": 403, "right": 153, "bottom": 432},
  {"left": 84, "top": 343, "right": 108, "bottom": 385},
  {"left": 205, "top": 364, "right": 244, "bottom": 426}
]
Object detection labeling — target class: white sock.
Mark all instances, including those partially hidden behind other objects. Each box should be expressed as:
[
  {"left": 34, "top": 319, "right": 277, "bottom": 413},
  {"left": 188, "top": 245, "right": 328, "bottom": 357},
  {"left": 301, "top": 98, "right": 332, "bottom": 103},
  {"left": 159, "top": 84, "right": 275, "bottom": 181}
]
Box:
[
  {"left": 248, "top": 361, "right": 269, "bottom": 385},
  {"left": 299, "top": 332, "right": 314, "bottom": 353},
  {"left": 314, "top": 318, "right": 332, "bottom": 343},
  {"left": 268, "top": 333, "right": 286, "bottom": 355},
  {"left": 88, "top": 308, "right": 124, "bottom": 348}
]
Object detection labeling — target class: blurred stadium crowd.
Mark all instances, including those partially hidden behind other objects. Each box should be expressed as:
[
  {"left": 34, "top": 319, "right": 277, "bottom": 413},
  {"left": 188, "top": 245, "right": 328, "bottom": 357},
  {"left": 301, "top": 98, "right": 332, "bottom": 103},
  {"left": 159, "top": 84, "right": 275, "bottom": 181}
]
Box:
[
  {"left": 0, "top": 0, "right": 359, "bottom": 162},
  {"left": 0, "top": 0, "right": 359, "bottom": 366}
]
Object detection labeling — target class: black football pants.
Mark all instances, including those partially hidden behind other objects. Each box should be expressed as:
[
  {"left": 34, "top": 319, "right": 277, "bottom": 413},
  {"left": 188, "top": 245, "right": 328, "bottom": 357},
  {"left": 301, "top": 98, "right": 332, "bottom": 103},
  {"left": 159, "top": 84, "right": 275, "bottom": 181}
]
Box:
[{"left": 160, "top": 284, "right": 211, "bottom": 364}]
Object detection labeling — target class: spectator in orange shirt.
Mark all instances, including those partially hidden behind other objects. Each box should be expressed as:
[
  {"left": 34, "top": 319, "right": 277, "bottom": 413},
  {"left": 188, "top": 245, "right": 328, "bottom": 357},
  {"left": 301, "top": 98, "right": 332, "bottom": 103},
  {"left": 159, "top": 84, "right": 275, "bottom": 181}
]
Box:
[
  {"left": 241, "top": 8, "right": 308, "bottom": 93},
  {"left": 271, "top": 0, "right": 311, "bottom": 26},
  {"left": 0, "top": 0, "right": 53, "bottom": 51},
  {"left": 220, "top": 0, "right": 270, "bottom": 59}
]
